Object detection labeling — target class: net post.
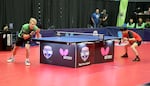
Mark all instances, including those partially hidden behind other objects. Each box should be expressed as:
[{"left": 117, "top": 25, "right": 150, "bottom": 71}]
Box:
[{"left": 56, "top": 31, "right": 61, "bottom": 36}]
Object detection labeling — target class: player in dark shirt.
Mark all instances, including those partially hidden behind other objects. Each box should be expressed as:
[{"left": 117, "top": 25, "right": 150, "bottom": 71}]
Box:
[{"left": 120, "top": 28, "right": 142, "bottom": 62}]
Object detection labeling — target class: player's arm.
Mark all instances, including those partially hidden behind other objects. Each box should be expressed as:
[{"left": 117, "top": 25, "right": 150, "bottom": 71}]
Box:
[
  {"left": 91, "top": 17, "right": 95, "bottom": 24},
  {"left": 35, "top": 28, "right": 41, "bottom": 38},
  {"left": 91, "top": 14, "right": 95, "bottom": 24},
  {"left": 19, "top": 27, "right": 30, "bottom": 40},
  {"left": 23, "top": 34, "right": 30, "bottom": 39}
]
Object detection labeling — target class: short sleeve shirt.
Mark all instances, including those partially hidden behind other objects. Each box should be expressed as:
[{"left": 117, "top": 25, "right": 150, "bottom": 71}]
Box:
[
  {"left": 18, "top": 24, "right": 38, "bottom": 38},
  {"left": 91, "top": 13, "right": 100, "bottom": 24}
]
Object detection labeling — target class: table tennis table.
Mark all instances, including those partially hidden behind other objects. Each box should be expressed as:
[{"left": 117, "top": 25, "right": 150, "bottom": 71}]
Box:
[{"left": 33, "top": 34, "right": 120, "bottom": 68}]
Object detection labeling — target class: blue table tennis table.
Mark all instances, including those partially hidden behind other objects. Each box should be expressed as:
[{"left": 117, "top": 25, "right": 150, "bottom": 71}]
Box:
[{"left": 33, "top": 35, "right": 120, "bottom": 68}]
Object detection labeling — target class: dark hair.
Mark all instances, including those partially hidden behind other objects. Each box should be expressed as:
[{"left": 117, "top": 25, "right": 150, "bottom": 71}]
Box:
[
  {"left": 95, "top": 8, "right": 99, "bottom": 10},
  {"left": 120, "top": 27, "right": 127, "bottom": 31}
]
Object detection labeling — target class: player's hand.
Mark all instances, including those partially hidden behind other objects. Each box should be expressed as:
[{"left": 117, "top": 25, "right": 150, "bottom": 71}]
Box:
[
  {"left": 123, "top": 38, "right": 128, "bottom": 41},
  {"left": 35, "top": 33, "right": 41, "bottom": 39},
  {"left": 30, "top": 31, "right": 35, "bottom": 36},
  {"left": 23, "top": 34, "right": 30, "bottom": 40}
]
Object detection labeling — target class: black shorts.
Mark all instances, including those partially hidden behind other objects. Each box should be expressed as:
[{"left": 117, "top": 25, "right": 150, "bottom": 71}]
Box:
[
  {"left": 136, "top": 41, "right": 142, "bottom": 46},
  {"left": 15, "top": 37, "right": 31, "bottom": 46}
]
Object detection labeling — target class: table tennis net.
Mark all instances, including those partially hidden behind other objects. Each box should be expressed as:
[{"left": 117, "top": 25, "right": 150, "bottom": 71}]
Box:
[{"left": 56, "top": 31, "right": 104, "bottom": 40}]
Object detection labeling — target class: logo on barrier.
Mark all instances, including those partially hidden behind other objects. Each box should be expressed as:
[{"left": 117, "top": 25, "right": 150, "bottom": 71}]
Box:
[
  {"left": 104, "top": 55, "right": 113, "bottom": 60},
  {"left": 80, "top": 47, "right": 89, "bottom": 62},
  {"left": 100, "top": 47, "right": 110, "bottom": 56},
  {"left": 59, "top": 48, "right": 69, "bottom": 56},
  {"left": 100, "top": 47, "right": 113, "bottom": 60},
  {"left": 59, "top": 48, "right": 73, "bottom": 60},
  {"left": 43, "top": 45, "right": 53, "bottom": 59}
]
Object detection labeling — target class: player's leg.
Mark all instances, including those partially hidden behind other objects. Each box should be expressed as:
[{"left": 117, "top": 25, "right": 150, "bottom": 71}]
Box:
[
  {"left": 25, "top": 43, "right": 31, "bottom": 66},
  {"left": 121, "top": 42, "right": 130, "bottom": 58},
  {"left": 7, "top": 44, "right": 19, "bottom": 62},
  {"left": 12, "top": 44, "right": 19, "bottom": 56},
  {"left": 7, "top": 38, "right": 23, "bottom": 62},
  {"left": 131, "top": 42, "right": 141, "bottom": 61}
]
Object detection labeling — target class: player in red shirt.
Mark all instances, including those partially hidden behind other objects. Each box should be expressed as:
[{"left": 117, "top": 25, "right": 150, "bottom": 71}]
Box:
[{"left": 120, "top": 28, "right": 142, "bottom": 62}]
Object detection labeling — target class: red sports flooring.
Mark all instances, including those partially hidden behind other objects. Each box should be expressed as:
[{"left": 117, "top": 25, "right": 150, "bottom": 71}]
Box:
[{"left": 0, "top": 42, "right": 150, "bottom": 86}]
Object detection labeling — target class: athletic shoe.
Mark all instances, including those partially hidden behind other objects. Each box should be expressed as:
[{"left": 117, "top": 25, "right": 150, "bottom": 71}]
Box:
[
  {"left": 132, "top": 57, "right": 140, "bottom": 62},
  {"left": 25, "top": 59, "right": 31, "bottom": 66},
  {"left": 121, "top": 53, "right": 128, "bottom": 58},
  {"left": 7, "top": 57, "right": 15, "bottom": 63}
]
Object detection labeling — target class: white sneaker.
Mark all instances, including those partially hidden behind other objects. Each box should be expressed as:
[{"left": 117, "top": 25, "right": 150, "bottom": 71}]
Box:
[
  {"left": 25, "top": 59, "right": 31, "bottom": 66},
  {"left": 7, "top": 57, "right": 15, "bottom": 63}
]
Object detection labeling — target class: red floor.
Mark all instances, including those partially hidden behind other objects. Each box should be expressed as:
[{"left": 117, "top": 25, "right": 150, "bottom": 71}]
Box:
[{"left": 0, "top": 42, "right": 150, "bottom": 86}]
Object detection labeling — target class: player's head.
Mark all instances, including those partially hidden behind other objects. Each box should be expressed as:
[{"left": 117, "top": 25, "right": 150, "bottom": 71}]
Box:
[
  {"left": 129, "top": 18, "right": 134, "bottom": 23},
  {"left": 29, "top": 18, "right": 37, "bottom": 30},
  {"left": 120, "top": 27, "right": 128, "bottom": 33},
  {"left": 138, "top": 18, "right": 143, "bottom": 23},
  {"left": 95, "top": 8, "right": 100, "bottom": 14}
]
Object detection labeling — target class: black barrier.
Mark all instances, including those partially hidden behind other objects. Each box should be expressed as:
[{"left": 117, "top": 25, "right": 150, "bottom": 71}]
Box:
[{"left": 0, "top": 32, "right": 13, "bottom": 51}]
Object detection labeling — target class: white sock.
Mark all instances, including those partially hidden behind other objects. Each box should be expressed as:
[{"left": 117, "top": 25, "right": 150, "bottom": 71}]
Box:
[
  {"left": 11, "top": 56, "right": 14, "bottom": 58},
  {"left": 26, "top": 58, "right": 30, "bottom": 61}
]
